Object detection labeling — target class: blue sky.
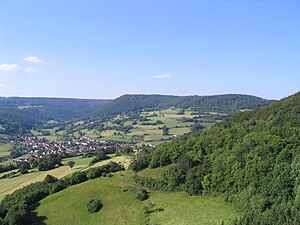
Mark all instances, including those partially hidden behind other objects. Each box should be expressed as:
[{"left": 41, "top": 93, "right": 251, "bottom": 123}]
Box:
[{"left": 0, "top": 0, "right": 299, "bottom": 100}]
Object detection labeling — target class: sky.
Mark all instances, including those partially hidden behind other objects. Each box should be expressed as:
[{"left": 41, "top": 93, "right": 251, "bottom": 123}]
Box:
[{"left": 0, "top": 0, "right": 299, "bottom": 100}]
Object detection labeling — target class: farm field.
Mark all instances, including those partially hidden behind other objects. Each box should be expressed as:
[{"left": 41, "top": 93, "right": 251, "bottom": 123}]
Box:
[
  {"left": 0, "top": 155, "right": 130, "bottom": 201},
  {"left": 31, "top": 170, "right": 240, "bottom": 225},
  {"left": 0, "top": 143, "right": 11, "bottom": 157},
  {"left": 55, "top": 108, "right": 225, "bottom": 146}
]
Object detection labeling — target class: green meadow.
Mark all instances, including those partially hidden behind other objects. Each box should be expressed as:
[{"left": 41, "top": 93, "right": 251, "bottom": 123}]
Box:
[
  {"left": 0, "top": 143, "right": 11, "bottom": 157},
  {"left": 31, "top": 171, "right": 240, "bottom": 225}
]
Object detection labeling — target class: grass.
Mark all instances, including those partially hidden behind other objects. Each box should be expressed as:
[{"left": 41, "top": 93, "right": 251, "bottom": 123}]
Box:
[
  {"left": 147, "top": 192, "right": 240, "bottom": 225},
  {"left": 0, "top": 166, "right": 75, "bottom": 199},
  {"left": 169, "top": 127, "right": 191, "bottom": 135},
  {"left": 50, "top": 107, "right": 218, "bottom": 146},
  {"left": 0, "top": 155, "right": 131, "bottom": 200},
  {"left": 0, "top": 143, "right": 11, "bottom": 157},
  {"left": 138, "top": 166, "right": 171, "bottom": 179},
  {"left": 84, "top": 130, "right": 99, "bottom": 139},
  {"left": 101, "top": 130, "right": 121, "bottom": 137},
  {"left": 37, "top": 135, "right": 58, "bottom": 142},
  {"left": 32, "top": 170, "right": 240, "bottom": 225},
  {"left": 31, "top": 172, "right": 146, "bottom": 225}
]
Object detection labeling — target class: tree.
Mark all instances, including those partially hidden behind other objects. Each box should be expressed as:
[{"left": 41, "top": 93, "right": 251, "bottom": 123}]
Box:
[
  {"left": 162, "top": 125, "right": 169, "bottom": 136},
  {"left": 87, "top": 199, "right": 103, "bottom": 213},
  {"left": 67, "top": 161, "right": 75, "bottom": 169},
  {"left": 136, "top": 188, "right": 149, "bottom": 201},
  {"left": 44, "top": 174, "right": 58, "bottom": 183},
  {"left": 191, "top": 122, "right": 205, "bottom": 132},
  {"left": 17, "top": 161, "right": 30, "bottom": 174}
]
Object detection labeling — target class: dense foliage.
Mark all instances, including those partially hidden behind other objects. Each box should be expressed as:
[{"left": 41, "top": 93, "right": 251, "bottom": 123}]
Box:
[
  {"left": 94, "top": 94, "right": 274, "bottom": 118},
  {"left": 0, "top": 97, "right": 109, "bottom": 134},
  {"left": 86, "top": 199, "right": 103, "bottom": 213},
  {"left": 132, "top": 92, "right": 300, "bottom": 224},
  {"left": 0, "top": 161, "right": 124, "bottom": 225}
]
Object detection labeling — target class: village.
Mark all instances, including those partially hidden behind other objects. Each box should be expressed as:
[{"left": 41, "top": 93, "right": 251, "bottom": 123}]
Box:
[{"left": 0, "top": 135, "right": 117, "bottom": 164}]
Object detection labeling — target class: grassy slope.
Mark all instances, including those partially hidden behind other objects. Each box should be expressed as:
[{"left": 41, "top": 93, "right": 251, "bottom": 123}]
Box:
[
  {"left": 31, "top": 172, "right": 146, "bottom": 225},
  {"left": 148, "top": 192, "right": 239, "bottom": 225},
  {"left": 32, "top": 171, "right": 240, "bottom": 225}
]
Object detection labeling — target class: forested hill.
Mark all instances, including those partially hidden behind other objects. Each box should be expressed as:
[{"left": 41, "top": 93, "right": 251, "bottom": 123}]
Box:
[
  {"left": 93, "top": 94, "right": 274, "bottom": 118},
  {"left": 132, "top": 92, "right": 300, "bottom": 224},
  {"left": 0, "top": 97, "right": 110, "bottom": 134}
]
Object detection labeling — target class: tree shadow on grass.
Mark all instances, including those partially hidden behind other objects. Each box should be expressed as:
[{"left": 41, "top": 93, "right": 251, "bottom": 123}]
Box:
[
  {"left": 148, "top": 208, "right": 164, "bottom": 214},
  {"left": 27, "top": 202, "right": 47, "bottom": 225}
]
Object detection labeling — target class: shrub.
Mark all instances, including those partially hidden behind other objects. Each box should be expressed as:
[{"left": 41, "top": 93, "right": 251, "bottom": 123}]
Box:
[
  {"left": 44, "top": 174, "right": 58, "bottom": 184},
  {"left": 136, "top": 188, "right": 149, "bottom": 201},
  {"left": 87, "top": 199, "right": 103, "bottom": 213},
  {"left": 49, "top": 180, "right": 66, "bottom": 194}
]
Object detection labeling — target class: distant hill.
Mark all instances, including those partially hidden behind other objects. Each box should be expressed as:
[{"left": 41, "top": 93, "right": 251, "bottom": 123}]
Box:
[
  {"left": 0, "top": 94, "right": 274, "bottom": 135},
  {"left": 0, "top": 97, "right": 110, "bottom": 134},
  {"left": 94, "top": 94, "right": 274, "bottom": 118},
  {"left": 133, "top": 92, "right": 300, "bottom": 223}
]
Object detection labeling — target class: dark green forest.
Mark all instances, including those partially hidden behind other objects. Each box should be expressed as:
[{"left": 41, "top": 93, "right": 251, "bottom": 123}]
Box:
[
  {"left": 131, "top": 92, "right": 300, "bottom": 224},
  {"left": 94, "top": 94, "right": 274, "bottom": 118},
  {"left": 0, "top": 97, "right": 109, "bottom": 134}
]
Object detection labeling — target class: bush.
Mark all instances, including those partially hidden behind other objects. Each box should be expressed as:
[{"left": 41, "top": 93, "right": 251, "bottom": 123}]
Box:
[
  {"left": 136, "top": 188, "right": 149, "bottom": 201},
  {"left": 87, "top": 199, "right": 103, "bottom": 213},
  {"left": 49, "top": 180, "right": 66, "bottom": 194},
  {"left": 44, "top": 174, "right": 58, "bottom": 184}
]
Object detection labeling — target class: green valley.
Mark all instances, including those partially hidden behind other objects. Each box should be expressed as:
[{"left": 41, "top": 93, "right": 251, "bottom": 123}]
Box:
[{"left": 1, "top": 92, "right": 298, "bottom": 225}]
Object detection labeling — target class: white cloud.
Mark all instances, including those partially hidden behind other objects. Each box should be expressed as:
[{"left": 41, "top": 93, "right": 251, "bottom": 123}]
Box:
[
  {"left": 154, "top": 73, "right": 173, "bottom": 79},
  {"left": 25, "top": 67, "right": 38, "bottom": 73},
  {"left": 0, "top": 64, "right": 21, "bottom": 72},
  {"left": 23, "top": 56, "right": 43, "bottom": 63},
  {"left": 0, "top": 84, "right": 3, "bottom": 87}
]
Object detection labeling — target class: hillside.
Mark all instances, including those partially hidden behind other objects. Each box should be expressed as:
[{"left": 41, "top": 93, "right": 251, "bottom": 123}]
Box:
[
  {"left": 0, "top": 94, "right": 273, "bottom": 135},
  {"left": 132, "top": 92, "right": 300, "bottom": 224},
  {"left": 94, "top": 94, "right": 274, "bottom": 118},
  {"left": 31, "top": 170, "right": 239, "bottom": 225},
  {"left": 0, "top": 97, "right": 110, "bottom": 134}
]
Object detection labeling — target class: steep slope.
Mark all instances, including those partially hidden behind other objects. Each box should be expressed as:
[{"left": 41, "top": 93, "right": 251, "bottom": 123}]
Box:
[
  {"left": 133, "top": 92, "right": 300, "bottom": 224},
  {"left": 94, "top": 94, "right": 274, "bottom": 118}
]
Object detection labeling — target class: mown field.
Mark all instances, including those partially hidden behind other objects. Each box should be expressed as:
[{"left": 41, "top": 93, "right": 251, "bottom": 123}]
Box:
[
  {"left": 31, "top": 170, "right": 240, "bottom": 225},
  {"left": 0, "top": 155, "right": 131, "bottom": 201}
]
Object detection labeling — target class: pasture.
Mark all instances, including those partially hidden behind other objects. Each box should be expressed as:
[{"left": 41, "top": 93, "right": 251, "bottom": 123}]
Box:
[{"left": 31, "top": 170, "right": 240, "bottom": 225}]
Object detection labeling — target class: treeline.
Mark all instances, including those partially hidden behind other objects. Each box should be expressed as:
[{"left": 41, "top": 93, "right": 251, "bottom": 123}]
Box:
[
  {"left": 130, "top": 92, "right": 300, "bottom": 224},
  {"left": 94, "top": 94, "right": 274, "bottom": 118},
  {"left": 0, "top": 154, "right": 63, "bottom": 177},
  {"left": 0, "top": 161, "right": 124, "bottom": 225},
  {"left": 0, "top": 97, "right": 109, "bottom": 134}
]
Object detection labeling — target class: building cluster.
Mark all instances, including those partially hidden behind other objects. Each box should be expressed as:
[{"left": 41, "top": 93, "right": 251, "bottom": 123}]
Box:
[{"left": 2, "top": 135, "right": 112, "bottom": 163}]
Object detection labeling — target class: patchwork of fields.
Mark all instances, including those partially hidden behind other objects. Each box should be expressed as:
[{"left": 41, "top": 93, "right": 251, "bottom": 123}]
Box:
[{"left": 53, "top": 108, "right": 225, "bottom": 146}]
